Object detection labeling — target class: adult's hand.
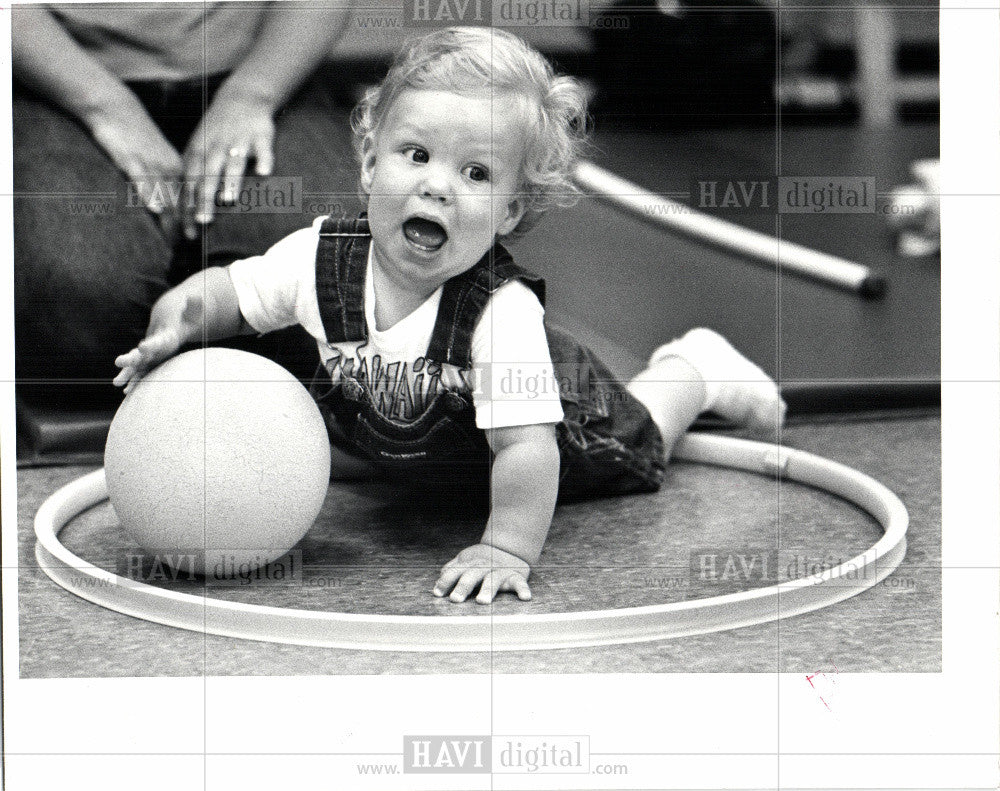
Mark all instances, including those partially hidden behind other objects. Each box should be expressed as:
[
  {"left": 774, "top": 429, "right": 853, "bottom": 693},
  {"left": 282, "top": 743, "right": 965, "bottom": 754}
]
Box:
[
  {"left": 181, "top": 86, "right": 277, "bottom": 239},
  {"left": 179, "top": 1, "right": 355, "bottom": 238},
  {"left": 87, "top": 93, "right": 184, "bottom": 240}
]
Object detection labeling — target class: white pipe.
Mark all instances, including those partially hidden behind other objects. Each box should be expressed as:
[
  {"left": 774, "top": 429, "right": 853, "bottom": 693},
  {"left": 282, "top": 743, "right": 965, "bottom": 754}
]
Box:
[{"left": 572, "top": 160, "right": 886, "bottom": 298}]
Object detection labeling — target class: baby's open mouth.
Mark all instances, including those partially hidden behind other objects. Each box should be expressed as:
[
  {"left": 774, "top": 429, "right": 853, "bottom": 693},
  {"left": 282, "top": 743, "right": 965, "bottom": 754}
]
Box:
[{"left": 403, "top": 217, "right": 448, "bottom": 252}]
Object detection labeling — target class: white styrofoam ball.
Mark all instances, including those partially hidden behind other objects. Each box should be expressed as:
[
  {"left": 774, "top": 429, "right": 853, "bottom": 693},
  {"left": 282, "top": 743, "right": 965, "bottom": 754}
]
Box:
[{"left": 105, "top": 348, "right": 331, "bottom": 578}]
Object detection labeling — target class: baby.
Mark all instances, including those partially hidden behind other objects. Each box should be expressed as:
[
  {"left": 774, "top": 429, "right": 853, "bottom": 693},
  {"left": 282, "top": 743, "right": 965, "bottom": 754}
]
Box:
[{"left": 114, "top": 27, "right": 785, "bottom": 604}]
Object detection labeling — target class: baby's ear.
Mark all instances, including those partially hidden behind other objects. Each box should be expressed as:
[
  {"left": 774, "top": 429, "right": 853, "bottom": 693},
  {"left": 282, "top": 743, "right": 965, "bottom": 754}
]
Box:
[
  {"left": 497, "top": 196, "right": 527, "bottom": 237},
  {"left": 359, "top": 136, "right": 377, "bottom": 194}
]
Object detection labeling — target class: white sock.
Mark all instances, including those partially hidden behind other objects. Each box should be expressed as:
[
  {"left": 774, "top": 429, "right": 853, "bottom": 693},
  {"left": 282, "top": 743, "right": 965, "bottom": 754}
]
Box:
[{"left": 648, "top": 328, "right": 786, "bottom": 430}]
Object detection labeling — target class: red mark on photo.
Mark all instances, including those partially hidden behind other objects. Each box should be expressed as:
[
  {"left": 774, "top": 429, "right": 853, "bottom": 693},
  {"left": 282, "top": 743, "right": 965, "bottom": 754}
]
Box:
[{"left": 806, "top": 664, "right": 840, "bottom": 711}]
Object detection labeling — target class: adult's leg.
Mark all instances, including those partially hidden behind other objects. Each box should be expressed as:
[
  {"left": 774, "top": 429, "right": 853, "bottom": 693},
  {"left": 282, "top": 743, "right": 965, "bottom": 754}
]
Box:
[{"left": 13, "top": 90, "right": 173, "bottom": 406}]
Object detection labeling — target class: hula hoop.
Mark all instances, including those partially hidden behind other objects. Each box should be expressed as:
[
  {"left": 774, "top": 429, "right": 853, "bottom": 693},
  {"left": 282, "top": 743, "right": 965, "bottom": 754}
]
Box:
[{"left": 33, "top": 433, "right": 908, "bottom": 652}]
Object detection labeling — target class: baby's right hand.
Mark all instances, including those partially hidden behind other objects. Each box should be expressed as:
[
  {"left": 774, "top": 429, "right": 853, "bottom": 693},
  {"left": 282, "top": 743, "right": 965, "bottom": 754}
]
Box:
[{"left": 113, "top": 292, "right": 205, "bottom": 394}]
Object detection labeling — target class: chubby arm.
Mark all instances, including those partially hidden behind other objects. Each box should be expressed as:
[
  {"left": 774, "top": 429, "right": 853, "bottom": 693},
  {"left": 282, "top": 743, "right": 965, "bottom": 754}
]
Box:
[
  {"left": 434, "top": 422, "right": 560, "bottom": 603},
  {"left": 113, "top": 268, "right": 252, "bottom": 393},
  {"left": 481, "top": 423, "right": 560, "bottom": 565}
]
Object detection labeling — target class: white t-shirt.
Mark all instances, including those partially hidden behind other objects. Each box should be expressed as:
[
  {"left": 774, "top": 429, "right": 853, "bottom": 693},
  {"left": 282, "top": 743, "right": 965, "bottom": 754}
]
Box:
[{"left": 228, "top": 217, "right": 564, "bottom": 430}]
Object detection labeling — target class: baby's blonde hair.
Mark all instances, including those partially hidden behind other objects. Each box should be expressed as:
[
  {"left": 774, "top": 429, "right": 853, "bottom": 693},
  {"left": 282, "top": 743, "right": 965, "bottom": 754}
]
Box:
[{"left": 351, "top": 27, "right": 589, "bottom": 236}]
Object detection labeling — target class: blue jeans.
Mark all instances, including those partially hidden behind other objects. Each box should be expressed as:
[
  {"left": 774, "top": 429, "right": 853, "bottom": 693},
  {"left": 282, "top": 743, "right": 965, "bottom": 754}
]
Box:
[
  {"left": 546, "top": 323, "right": 665, "bottom": 501},
  {"left": 14, "top": 68, "right": 360, "bottom": 405},
  {"left": 310, "top": 323, "right": 666, "bottom": 503}
]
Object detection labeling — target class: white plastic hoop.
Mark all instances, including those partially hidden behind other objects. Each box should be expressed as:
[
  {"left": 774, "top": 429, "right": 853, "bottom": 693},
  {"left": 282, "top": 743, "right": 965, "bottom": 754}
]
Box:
[{"left": 33, "top": 433, "right": 908, "bottom": 652}]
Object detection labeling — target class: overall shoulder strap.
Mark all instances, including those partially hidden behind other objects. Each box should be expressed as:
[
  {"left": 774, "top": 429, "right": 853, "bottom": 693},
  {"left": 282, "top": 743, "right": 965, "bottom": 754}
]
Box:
[
  {"left": 426, "top": 243, "right": 546, "bottom": 368},
  {"left": 315, "top": 215, "right": 371, "bottom": 344}
]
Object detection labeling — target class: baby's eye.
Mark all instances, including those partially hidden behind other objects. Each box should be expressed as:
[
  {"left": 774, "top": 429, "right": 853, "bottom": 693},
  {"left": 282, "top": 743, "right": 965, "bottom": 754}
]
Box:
[
  {"left": 464, "top": 164, "right": 490, "bottom": 183},
  {"left": 404, "top": 147, "right": 429, "bottom": 164}
]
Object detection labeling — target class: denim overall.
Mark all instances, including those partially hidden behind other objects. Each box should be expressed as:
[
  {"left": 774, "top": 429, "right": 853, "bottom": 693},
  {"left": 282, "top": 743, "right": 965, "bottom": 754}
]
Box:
[{"left": 309, "top": 216, "right": 666, "bottom": 501}]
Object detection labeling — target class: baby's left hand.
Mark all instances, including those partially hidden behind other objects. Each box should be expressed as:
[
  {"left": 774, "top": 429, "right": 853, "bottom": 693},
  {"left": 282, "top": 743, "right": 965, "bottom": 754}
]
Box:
[{"left": 434, "top": 544, "right": 531, "bottom": 604}]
